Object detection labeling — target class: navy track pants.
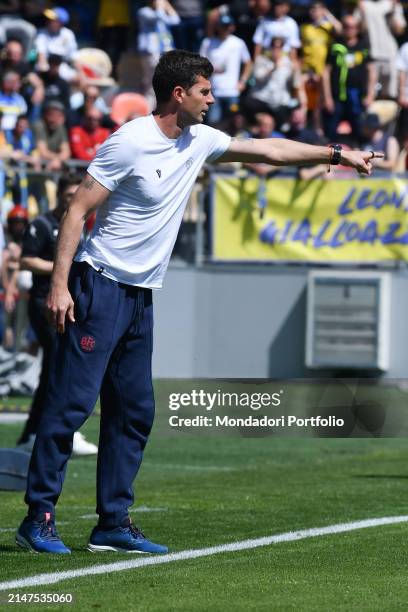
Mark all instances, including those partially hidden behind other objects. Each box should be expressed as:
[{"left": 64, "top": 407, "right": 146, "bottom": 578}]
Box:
[{"left": 25, "top": 262, "right": 155, "bottom": 527}]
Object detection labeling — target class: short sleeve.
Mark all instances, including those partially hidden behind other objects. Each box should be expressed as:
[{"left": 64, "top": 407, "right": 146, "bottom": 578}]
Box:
[
  {"left": 287, "top": 20, "right": 301, "bottom": 49},
  {"left": 86, "top": 129, "right": 136, "bottom": 192},
  {"left": 199, "top": 125, "right": 231, "bottom": 162},
  {"left": 253, "top": 22, "right": 264, "bottom": 46},
  {"left": 33, "top": 121, "right": 46, "bottom": 142},
  {"left": 396, "top": 44, "right": 408, "bottom": 71},
  {"left": 239, "top": 40, "right": 251, "bottom": 63}
]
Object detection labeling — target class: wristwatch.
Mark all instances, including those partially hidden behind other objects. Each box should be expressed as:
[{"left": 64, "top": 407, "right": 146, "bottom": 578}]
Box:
[{"left": 330, "top": 143, "right": 342, "bottom": 165}]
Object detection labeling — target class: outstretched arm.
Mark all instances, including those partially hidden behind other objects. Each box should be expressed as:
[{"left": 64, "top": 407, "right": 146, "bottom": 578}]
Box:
[
  {"left": 47, "top": 173, "right": 110, "bottom": 334},
  {"left": 216, "top": 138, "right": 384, "bottom": 175}
]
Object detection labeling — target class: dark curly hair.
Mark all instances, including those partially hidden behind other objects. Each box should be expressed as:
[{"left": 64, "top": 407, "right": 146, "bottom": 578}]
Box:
[{"left": 152, "top": 50, "right": 213, "bottom": 105}]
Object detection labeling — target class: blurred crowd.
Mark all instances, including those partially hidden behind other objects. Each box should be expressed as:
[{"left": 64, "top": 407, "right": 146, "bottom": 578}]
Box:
[
  {"left": 0, "top": 0, "right": 408, "bottom": 355},
  {"left": 0, "top": 1, "right": 406, "bottom": 186}
]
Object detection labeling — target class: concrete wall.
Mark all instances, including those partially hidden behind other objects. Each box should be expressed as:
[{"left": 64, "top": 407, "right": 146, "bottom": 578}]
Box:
[{"left": 152, "top": 263, "right": 408, "bottom": 379}]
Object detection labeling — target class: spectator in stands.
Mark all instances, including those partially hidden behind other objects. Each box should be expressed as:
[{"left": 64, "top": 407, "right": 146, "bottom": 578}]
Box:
[
  {"left": 35, "top": 6, "right": 78, "bottom": 81},
  {"left": 322, "top": 15, "right": 376, "bottom": 141},
  {"left": 70, "top": 107, "right": 110, "bottom": 161},
  {"left": 38, "top": 53, "right": 70, "bottom": 111},
  {"left": 0, "top": 39, "right": 44, "bottom": 121},
  {"left": 171, "top": 0, "right": 205, "bottom": 53},
  {"left": 3, "top": 114, "right": 39, "bottom": 168},
  {"left": 224, "top": 111, "right": 250, "bottom": 138},
  {"left": 0, "top": 70, "right": 27, "bottom": 130},
  {"left": 207, "top": 0, "right": 271, "bottom": 54},
  {"left": 16, "top": 173, "right": 98, "bottom": 456},
  {"left": 286, "top": 106, "right": 328, "bottom": 144},
  {"left": 2, "top": 205, "right": 29, "bottom": 348},
  {"left": 0, "top": 38, "right": 32, "bottom": 78},
  {"left": 68, "top": 84, "right": 113, "bottom": 129},
  {"left": 396, "top": 40, "right": 408, "bottom": 139},
  {"left": 286, "top": 106, "right": 329, "bottom": 179},
  {"left": 243, "top": 36, "right": 306, "bottom": 129},
  {"left": 33, "top": 100, "right": 70, "bottom": 171},
  {"left": 251, "top": 111, "right": 283, "bottom": 138},
  {"left": 136, "top": 0, "right": 180, "bottom": 104},
  {"left": 252, "top": 0, "right": 300, "bottom": 59},
  {"left": 301, "top": 2, "right": 342, "bottom": 131},
  {"left": 244, "top": 112, "right": 283, "bottom": 177},
  {"left": 200, "top": 14, "right": 252, "bottom": 125},
  {"left": 96, "top": 0, "right": 131, "bottom": 72},
  {"left": 358, "top": 112, "right": 399, "bottom": 171},
  {"left": 359, "top": 0, "right": 405, "bottom": 100}
]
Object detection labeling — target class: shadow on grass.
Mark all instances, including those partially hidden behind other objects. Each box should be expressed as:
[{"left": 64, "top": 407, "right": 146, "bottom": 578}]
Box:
[
  {"left": 354, "top": 474, "right": 408, "bottom": 479},
  {"left": 0, "top": 544, "right": 20, "bottom": 552}
]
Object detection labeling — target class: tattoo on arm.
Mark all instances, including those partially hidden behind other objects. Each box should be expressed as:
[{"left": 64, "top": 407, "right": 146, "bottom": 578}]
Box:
[{"left": 83, "top": 176, "right": 96, "bottom": 190}]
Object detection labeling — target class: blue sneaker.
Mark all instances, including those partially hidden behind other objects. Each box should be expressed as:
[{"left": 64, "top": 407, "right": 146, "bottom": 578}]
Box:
[
  {"left": 88, "top": 519, "right": 168, "bottom": 554},
  {"left": 16, "top": 513, "right": 71, "bottom": 554}
]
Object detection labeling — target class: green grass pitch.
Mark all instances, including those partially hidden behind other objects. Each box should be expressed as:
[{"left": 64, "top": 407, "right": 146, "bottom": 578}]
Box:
[{"left": 0, "top": 383, "right": 408, "bottom": 611}]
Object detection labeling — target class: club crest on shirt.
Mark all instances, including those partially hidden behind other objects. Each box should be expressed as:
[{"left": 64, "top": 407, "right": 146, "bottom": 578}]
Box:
[
  {"left": 156, "top": 169, "right": 161, "bottom": 178},
  {"left": 80, "top": 336, "right": 96, "bottom": 352},
  {"left": 185, "top": 157, "right": 193, "bottom": 169}
]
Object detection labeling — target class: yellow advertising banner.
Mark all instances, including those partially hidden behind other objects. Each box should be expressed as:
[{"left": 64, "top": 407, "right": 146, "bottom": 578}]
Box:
[{"left": 211, "top": 174, "right": 408, "bottom": 261}]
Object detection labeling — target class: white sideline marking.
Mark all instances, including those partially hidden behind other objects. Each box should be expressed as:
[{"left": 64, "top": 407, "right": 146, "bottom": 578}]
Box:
[{"left": 1, "top": 515, "right": 407, "bottom": 591}]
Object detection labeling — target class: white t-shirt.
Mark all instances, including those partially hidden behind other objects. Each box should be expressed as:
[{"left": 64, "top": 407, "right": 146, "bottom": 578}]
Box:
[
  {"left": 200, "top": 34, "right": 251, "bottom": 97},
  {"left": 35, "top": 27, "right": 78, "bottom": 61},
  {"left": 397, "top": 42, "right": 408, "bottom": 97},
  {"left": 253, "top": 16, "right": 301, "bottom": 53},
  {"left": 77, "top": 114, "right": 230, "bottom": 288},
  {"left": 137, "top": 6, "right": 180, "bottom": 57},
  {"left": 362, "top": 0, "right": 405, "bottom": 60},
  {"left": 251, "top": 54, "right": 298, "bottom": 108}
]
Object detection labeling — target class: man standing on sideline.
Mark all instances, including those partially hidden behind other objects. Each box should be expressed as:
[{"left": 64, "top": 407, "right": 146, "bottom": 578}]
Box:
[
  {"left": 16, "top": 175, "right": 98, "bottom": 457},
  {"left": 16, "top": 50, "right": 382, "bottom": 555}
]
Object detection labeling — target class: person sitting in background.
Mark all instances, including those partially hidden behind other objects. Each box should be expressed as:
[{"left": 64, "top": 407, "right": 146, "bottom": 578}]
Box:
[
  {"left": 68, "top": 84, "right": 113, "bottom": 129},
  {"left": 38, "top": 53, "right": 70, "bottom": 112},
  {"left": 286, "top": 106, "right": 328, "bottom": 145},
  {"left": 35, "top": 6, "right": 78, "bottom": 82},
  {"left": 244, "top": 112, "right": 283, "bottom": 177},
  {"left": 358, "top": 112, "right": 399, "bottom": 172},
  {"left": 33, "top": 100, "right": 70, "bottom": 171},
  {"left": 243, "top": 37, "right": 306, "bottom": 129},
  {"left": 252, "top": 0, "right": 301, "bottom": 60},
  {"left": 223, "top": 111, "right": 251, "bottom": 138},
  {"left": 251, "top": 112, "right": 283, "bottom": 139},
  {"left": 0, "top": 39, "right": 44, "bottom": 122},
  {"left": 322, "top": 15, "right": 376, "bottom": 141},
  {"left": 0, "top": 70, "right": 27, "bottom": 130},
  {"left": 69, "top": 107, "right": 110, "bottom": 161},
  {"left": 286, "top": 106, "right": 329, "bottom": 179},
  {"left": 199, "top": 14, "right": 252, "bottom": 125},
  {"left": 3, "top": 114, "right": 39, "bottom": 169}
]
